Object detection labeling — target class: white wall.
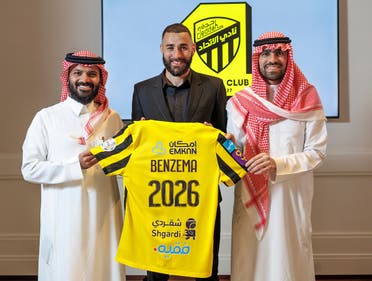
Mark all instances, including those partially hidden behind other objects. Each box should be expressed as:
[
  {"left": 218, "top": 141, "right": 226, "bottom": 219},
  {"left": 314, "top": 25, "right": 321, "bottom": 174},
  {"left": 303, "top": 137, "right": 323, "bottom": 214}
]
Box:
[
  {"left": 0, "top": 0, "right": 103, "bottom": 275},
  {"left": 0, "top": 0, "right": 371, "bottom": 276}
]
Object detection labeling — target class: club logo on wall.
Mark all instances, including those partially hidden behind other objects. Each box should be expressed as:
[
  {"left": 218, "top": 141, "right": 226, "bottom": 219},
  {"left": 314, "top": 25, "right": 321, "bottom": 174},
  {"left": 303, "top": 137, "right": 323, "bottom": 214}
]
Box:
[
  {"left": 194, "top": 18, "right": 240, "bottom": 73},
  {"left": 183, "top": 2, "right": 252, "bottom": 96}
]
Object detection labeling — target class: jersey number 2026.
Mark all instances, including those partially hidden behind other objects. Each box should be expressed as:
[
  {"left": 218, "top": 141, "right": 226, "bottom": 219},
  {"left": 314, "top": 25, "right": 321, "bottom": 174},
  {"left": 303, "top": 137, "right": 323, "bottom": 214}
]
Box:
[{"left": 148, "top": 179, "right": 200, "bottom": 207}]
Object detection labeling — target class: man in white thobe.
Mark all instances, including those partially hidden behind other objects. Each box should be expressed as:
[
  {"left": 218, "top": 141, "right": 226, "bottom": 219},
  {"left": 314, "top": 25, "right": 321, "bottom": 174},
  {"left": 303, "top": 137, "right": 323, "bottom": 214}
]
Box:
[
  {"left": 22, "top": 50, "right": 126, "bottom": 281},
  {"left": 227, "top": 32, "right": 327, "bottom": 281}
]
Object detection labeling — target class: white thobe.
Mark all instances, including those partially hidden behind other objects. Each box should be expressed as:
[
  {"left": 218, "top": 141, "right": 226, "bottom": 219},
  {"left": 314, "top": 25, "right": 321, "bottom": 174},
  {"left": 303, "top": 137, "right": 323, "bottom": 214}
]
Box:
[
  {"left": 22, "top": 97, "right": 126, "bottom": 281},
  {"left": 227, "top": 99, "right": 327, "bottom": 281}
]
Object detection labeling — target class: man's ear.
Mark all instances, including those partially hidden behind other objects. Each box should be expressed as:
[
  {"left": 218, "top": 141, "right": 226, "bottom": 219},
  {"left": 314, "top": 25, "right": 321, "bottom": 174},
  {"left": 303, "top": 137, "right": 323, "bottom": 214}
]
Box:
[{"left": 191, "top": 43, "right": 197, "bottom": 55}]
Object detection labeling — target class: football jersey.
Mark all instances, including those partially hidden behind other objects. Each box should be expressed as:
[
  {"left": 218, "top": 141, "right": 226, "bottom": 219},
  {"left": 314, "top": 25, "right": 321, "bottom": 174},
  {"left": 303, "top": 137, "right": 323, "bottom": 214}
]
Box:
[{"left": 91, "top": 120, "right": 248, "bottom": 278}]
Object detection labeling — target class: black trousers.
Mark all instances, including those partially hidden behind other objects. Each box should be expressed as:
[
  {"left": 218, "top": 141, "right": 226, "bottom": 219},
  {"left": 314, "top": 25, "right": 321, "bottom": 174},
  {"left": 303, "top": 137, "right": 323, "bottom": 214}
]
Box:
[{"left": 144, "top": 205, "right": 221, "bottom": 281}]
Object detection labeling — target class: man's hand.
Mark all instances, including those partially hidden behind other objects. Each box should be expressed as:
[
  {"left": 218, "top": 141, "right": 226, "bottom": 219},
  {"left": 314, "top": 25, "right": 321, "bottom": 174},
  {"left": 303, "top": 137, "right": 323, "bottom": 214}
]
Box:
[
  {"left": 246, "top": 152, "right": 276, "bottom": 175},
  {"left": 224, "top": 133, "right": 236, "bottom": 144},
  {"left": 79, "top": 150, "right": 98, "bottom": 169}
]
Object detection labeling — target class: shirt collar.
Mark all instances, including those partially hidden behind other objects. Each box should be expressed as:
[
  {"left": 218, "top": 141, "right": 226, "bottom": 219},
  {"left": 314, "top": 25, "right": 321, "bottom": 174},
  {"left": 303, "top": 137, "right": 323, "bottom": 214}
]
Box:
[
  {"left": 265, "top": 84, "right": 279, "bottom": 102},
  {"left": 65, "top": 96, "right": 96, "bottom": 116},
  {"left": 161, "top": 70, "right": 192, "bottom": 89}
]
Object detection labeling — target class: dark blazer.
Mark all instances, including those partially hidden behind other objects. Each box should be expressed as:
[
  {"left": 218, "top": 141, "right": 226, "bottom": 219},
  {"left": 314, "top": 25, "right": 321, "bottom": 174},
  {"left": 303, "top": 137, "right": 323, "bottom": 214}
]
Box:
[{"left": 131, "top": 70, "right": 227, "bottom": 132}]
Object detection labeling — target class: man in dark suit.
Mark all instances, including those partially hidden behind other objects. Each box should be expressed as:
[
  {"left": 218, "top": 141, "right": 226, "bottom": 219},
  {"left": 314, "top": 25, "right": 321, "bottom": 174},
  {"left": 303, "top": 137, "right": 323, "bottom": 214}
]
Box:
[{"left": 131, "top": 23, "right": 226, "bottom": 281}]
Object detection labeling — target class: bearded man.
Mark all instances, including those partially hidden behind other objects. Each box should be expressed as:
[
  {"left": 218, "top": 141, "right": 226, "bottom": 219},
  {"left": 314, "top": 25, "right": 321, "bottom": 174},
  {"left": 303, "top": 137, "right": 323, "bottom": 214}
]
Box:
[
  {"left": 227, "top": 32, "right": 327, "bottom": 281},
  {"left": 22, "top": 50, "right": 125, "bottom": 281}
]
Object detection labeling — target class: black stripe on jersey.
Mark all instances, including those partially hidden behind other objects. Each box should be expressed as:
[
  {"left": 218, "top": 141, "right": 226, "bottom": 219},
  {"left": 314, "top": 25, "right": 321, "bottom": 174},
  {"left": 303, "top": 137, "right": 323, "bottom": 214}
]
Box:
[
  {"left": 103, "top": 155, "right": 131, "bottom": 174},
  {"left": 217, "top": 133, "right": 226, "bottom": 144},
  {"left": 95, "top": 135, "right": 133, "bottom": 161},
  {"left": 112, "top": 121, "right": 133, "bottom": 138},
  {"left": 217, "top": 154, "right": 241, "bottom": 184},
  {"left": 217, "top": 133, "right": 247, "bottom": 169}
]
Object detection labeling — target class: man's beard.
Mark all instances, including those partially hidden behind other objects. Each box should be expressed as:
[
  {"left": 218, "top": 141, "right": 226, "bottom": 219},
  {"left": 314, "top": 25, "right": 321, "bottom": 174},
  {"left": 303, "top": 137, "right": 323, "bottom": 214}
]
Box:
[
  {"left": 68, "top": 82, "right": 99, "bottom": 105},
  {"left": 260, "top": 62, "right": 286, "bottom": 83},
  {"left": 163, "top": 56, "right": 192, "bottom": 77}
]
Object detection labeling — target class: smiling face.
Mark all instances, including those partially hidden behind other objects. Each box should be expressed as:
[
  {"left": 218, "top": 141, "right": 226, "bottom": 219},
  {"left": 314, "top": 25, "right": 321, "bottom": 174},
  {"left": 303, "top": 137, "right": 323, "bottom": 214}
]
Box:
[
  {"left": 68, "top": 64, "right": 101, "bottom": 104},
  {"left": 161, "top": 31, "right": 196, "bottom": 79},
  {"left": 258, "top": 48, "right": 288, "bottom": 85}
]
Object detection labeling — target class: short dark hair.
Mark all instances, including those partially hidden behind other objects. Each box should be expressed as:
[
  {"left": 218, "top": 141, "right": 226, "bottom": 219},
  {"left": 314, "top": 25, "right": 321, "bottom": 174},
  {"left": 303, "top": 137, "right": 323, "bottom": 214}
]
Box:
[{"left": 162, "top": 23, "right": 192, "bottom": 39}]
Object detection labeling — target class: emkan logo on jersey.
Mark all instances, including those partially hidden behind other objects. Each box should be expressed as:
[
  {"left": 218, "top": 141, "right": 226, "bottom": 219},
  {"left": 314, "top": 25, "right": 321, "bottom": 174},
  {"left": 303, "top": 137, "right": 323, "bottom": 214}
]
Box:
[{"left": 152, "top": 140, "right": 198, "bottom": 156}]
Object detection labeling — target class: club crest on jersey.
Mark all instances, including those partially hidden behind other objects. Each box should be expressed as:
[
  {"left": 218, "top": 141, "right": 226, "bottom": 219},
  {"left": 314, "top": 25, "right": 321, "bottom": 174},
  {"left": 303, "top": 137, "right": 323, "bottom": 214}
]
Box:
[{"left": 101, "top": 138, "right": 116, "bottom": 152}]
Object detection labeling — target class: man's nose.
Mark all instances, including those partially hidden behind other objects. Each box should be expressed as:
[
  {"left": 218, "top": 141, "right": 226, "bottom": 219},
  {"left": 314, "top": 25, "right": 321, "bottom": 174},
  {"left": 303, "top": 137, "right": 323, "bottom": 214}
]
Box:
[
  {"left": 267, "top": 52, "right": 277, "bottom": 60},
  {"left": 80, "top": 73, "right": 91, "bottom": 82},
  {"left": 174, "top": 48, "right": 184, "bottom": 58}
]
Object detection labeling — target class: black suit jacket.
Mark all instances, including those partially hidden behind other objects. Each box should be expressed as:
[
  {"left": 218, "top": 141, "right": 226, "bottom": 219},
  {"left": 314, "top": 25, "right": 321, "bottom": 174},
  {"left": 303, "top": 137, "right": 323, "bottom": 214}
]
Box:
[
  {"left": 131, "top": 70, "right": 227, "bottom": 132},
  {"left": 131, "top": 71, "right": 225, "bottom": 278}
]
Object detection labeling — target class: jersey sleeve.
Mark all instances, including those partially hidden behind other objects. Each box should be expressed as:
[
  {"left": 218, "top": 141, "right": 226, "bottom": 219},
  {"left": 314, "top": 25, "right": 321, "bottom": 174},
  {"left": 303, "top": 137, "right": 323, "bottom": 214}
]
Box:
[
  {"left": 90, "top": 122, "right": 134, "bottom": 176},
  {"left": 216, "top": 133, "right": 248, "bottom": 186}
]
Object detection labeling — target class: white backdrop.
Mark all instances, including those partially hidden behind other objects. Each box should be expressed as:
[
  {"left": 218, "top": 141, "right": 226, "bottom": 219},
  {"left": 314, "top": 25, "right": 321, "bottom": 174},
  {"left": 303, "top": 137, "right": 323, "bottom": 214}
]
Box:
[{"left": 102, "top": 0, "right": 339, "bottom": 119}]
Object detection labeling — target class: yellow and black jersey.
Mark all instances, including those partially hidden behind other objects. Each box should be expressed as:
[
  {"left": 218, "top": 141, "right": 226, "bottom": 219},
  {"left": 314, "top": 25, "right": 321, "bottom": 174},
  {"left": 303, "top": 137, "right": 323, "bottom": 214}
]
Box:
[{"left": 91, "top": 120, "right": 247, "bottom": 278}]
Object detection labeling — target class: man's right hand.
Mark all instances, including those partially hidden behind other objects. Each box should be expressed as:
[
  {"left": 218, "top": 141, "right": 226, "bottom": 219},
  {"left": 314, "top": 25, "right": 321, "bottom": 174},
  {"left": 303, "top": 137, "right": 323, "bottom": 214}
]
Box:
[{"left": 79, "top": 150, "right": 98, "bottom": 169}]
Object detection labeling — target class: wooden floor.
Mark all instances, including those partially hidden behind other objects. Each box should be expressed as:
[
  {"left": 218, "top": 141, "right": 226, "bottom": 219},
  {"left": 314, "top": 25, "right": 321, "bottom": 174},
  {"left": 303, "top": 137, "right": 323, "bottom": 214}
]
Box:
[
  {"left": 0, "top": 276, "right": 372, "bottom": 281},
  {"left": 120, "top": 276, "right": 372, "bottom": 281}
]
